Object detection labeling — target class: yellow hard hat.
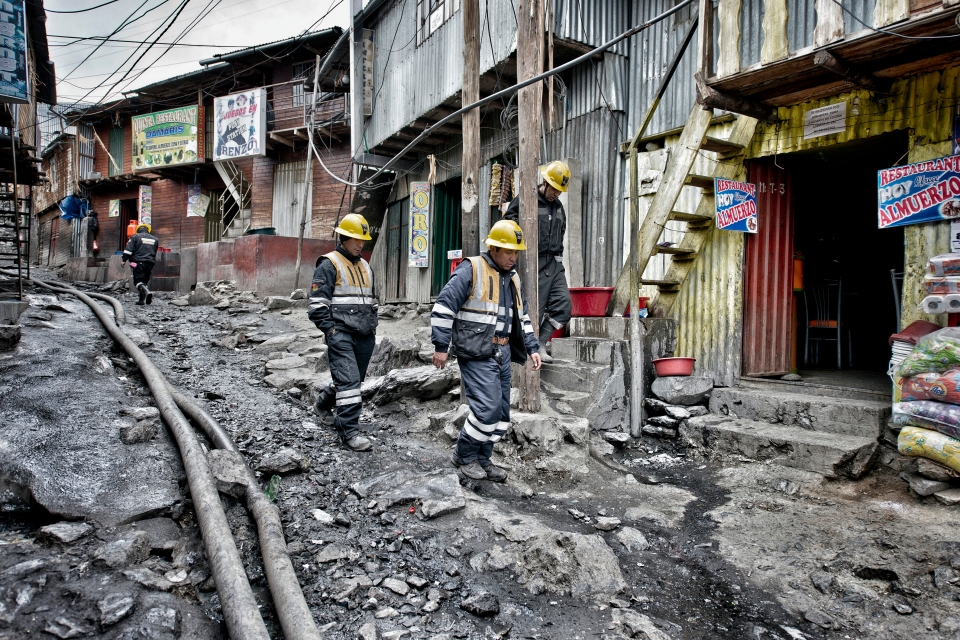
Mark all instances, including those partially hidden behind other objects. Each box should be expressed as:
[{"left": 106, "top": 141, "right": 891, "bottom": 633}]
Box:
[
  {"left": 136, "top": 223, "right": 151, "bottom": 233},
  {"left": 485, "top": 219, "right": 527, "bottom": 251},
  {"left": 334, "top": 213, "right": 372, "bottom": 240},
  {"left": 540, "top": 160, "right": 570, "bottom": 193}
]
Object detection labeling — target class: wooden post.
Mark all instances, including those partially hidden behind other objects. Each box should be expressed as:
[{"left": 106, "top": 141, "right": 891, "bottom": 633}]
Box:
[
  {"left": 461, "top": 0, "right": 481, "bottom": 257},
  {"left": 517, "top": 0, "right": 543, "bottom": 413},
  {"left": 293, "top": 55, "right": 321, "bottom": 292},
  {"left": 629, "top": 145, "right": 643, "bottom": 438}
]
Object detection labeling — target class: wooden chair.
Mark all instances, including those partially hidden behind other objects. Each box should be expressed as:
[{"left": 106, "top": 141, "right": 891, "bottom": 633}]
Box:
[{"left": 804, "top": 278, "right": 851, "bottom": 369}]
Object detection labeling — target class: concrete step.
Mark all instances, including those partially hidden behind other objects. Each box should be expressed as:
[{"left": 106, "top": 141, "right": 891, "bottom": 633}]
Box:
[
  {"left": 550, "top": 337, "right": 624, "bottom": 366},
  {"left": 738, "top": 376, "right": 890, "bottom": 402},
  {"left": 540, "top": 360, "right": 609, "bottom": 393},
  {"left": 685, "top": 414, "right": 878, "bottom": 479},
  {"left": 710, "top": 385, "right": 890, "bottom": 439}
]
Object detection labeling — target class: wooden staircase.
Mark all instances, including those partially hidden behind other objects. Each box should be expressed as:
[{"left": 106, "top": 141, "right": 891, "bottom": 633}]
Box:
[{"left": 607, "top": 106, "right": 758, "bottom": 314}]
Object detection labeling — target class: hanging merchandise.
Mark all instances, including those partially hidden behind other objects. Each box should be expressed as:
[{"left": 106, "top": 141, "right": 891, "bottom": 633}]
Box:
[
  {"left": 58, "top": 195, "right": 87, "bottom": 221},
  {"left": 898, "top": 425, "right": 960, "bottom": 473},
  {"left": 489, "top": 163, "right": 502, "bottom": 207}
]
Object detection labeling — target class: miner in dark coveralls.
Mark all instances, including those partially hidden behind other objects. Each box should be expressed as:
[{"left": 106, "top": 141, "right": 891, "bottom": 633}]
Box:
[
  {"left": 431, "top": 220, "right": 542, "bottom": 481},
  {"left": 121, "top": 223, "right": 159, "bottom": 305},
  {"left": 504, "top": 160, "right": 572, "bottom": 363},
  {"left": 308, "top": 214, "right": 378, "bottom": 452}
]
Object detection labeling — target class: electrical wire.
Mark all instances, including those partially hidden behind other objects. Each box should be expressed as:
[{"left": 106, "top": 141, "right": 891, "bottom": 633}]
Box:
[
  {"left": 830, "top": 0, "right": 960, "bottom": 39},
  {"left": 49, "top": 35, "right": 244, "bottom": 49},
  {"left": 312, "top": 0, "right": 697, "bottom": 188},
  {"left": 43, "top": 0, "right": 124, "bottom": 13}
]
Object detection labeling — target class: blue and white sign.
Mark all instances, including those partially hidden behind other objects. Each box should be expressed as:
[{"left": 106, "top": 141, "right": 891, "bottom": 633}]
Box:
[
  {"left": 715, "top": 178, "right": 757, "bottom": 234},
  {"left": 878, "top": 155, "right": 960, "bottom": 229},
  {"left": 0, "top": 0, "right": 28, "bottom": 104}
]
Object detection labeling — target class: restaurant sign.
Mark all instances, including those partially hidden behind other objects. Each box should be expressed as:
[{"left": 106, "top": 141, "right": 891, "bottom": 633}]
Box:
[
  {"left": 132, "top": 105, "right": 204, "bottom": 171},
  {"left": 878, "top": 154, "right": 960, "bottom": 229},
  {"left": 715, "top": 179, "right": 758, "bottom": 233}
]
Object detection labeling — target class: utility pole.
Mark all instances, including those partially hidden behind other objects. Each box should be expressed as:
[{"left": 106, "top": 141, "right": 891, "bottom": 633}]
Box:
[
  {"left": 461, "top": 0, "right": 481, "bottom": 257},
  {"left": 349, "top": 0, "right": 364, "bottom": 178},
  {"left": 517, "top": 0, "right": 543, "bottom": 413},
  {"left": 293, "top": 55, "right": 322, "bottom": 292}
]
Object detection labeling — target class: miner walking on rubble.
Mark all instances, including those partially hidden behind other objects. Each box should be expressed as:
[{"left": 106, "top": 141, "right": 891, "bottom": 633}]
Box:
[
  {"left": 121, "top": 223, "right": 159, "bottom": 305},
  {"left": 431, "top": 220, "right": 542, "bottom": 481},
  {"left": 308, "top": 214, "right": 378, "bottom": 452}
]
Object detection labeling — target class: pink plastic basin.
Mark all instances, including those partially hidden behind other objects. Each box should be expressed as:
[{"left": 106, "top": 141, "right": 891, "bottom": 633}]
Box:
[{"left": 652, "top": 357, "right": 695, "bottom": 377}]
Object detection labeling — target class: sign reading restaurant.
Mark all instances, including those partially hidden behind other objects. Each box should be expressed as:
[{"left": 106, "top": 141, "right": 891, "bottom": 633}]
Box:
[
  {"left": 132, "top": 105, "right": 204, "bottom": 171},
  {"left": 878, "top": 154, "right": 960, "bottom": 229}
]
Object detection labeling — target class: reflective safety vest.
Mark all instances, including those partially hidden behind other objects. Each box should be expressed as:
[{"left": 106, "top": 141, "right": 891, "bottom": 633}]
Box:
[
  {"left": 452, "top": 256, "right": 525, "bottom": 360},
  {"left": 324, "top": 250, "right": 378, "bottom": 334}
]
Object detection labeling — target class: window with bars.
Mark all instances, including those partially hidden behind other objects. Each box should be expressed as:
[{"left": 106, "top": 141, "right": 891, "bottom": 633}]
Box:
[
  {"left": 416, "top": 0, "right": 461, "bottom": 46},
  {"left": 292, "top": 60, "right": 315, "bottom": 107}
]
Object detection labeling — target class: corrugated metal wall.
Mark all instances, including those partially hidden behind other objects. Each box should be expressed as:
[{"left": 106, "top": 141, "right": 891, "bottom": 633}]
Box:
[
  {"left": 272, "top": 161, "right": 308, "bottom": 237},
  {"left": 627, "top": 0, "right": 698, "bottom": 137},
  {"left": 553, "top": 0, "right": 629, "bottom": 54},
  {"left": 842, "top": 0, "right": 876, "bottom": 34},
  {"left": 787, "top": 0, "right": 815, "bottom": 53},
  {"left": 739, "top": 0, "right": 762, "bottom": 68},
  {"left": 546, "top": 108, "right": 625, "bottom": 286}
]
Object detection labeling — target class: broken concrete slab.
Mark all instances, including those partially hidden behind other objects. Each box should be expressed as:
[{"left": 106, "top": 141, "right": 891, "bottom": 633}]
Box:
[
  {"left": 377, "top": 472, "right": 466, "bottom": 519},
  {"left": 371, "top": 365, "right": 461, "bottom": 405},
  {"left": 264, "top": 367, "right": 325, "bottom": 392},
  {"left": 207, "top": 449, "right": 250, "bottom": 498},
  {"left": 651, "top": 376, "right": 713, "bottom": 406},
  {"left": 265, "top": 355, "right": 308, "bottom": 372},
  {"left": 682, "top": 414, "right": 878, "bottom": 479},
  {"left": 255, "top": 333, "right": 300, "bottom": 353},
  {"left": 257, "top": 448, "right": 309, "bottom": 475},
  {"left": 38, "top": 521, "right": 93, "bottom": 543},
  {"left": 368, "top": 336, "right": 423, "bottom": 377},
  {"left": 935, "top": 488, "right": 960, "bottom": 506},
  {"left": 900, "top": 472, "right": 951, "bottom": 497},
  {"left": 96, "top": 531, "right": 151, "bottom": 568},
  {"left": 709, "top": 385, "right": 891, "bottom": 439}
]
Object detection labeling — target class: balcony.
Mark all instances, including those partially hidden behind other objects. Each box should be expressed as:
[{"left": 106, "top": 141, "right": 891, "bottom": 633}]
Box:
[{"left": 266, "top": 80, "right": 349, "bottom": 150}]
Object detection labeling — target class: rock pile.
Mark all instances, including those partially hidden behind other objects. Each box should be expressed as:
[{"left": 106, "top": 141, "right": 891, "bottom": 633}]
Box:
[{"left": 642, "top": 394, "right": 709, "bottom": 440}]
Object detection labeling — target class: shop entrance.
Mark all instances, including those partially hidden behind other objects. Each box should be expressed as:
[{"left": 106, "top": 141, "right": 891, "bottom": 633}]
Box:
[{"left": 743, "top": 131, "right": 908, "bottom": 390}]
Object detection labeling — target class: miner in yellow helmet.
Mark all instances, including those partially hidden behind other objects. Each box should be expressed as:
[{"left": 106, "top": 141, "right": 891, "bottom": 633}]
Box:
[
  {"left": 504, "top": 160, "right": 572, "bottom": 363},
  {"left": 308, "top": 213, "right": 378, "bottom": 452},
  {"left": 430, "top": 219, "right": 542, "bottom": 482}
]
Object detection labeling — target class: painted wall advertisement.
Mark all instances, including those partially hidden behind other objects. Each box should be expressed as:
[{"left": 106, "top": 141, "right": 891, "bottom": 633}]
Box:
[
  {"left": 108, "top": 199, "right": 120, "bottom": 218},
  {"left": 132, "top": 105, "right": 204, "bottom": 171},
  {"left": 715, "top": 179, "right": 758, "bottom": 233},
  {"left": 409, "top": 182, "right": 431, "bottom": 268},
  {"left": 0, "top": 0, "right": 28, "bottom": 104},
  {"left": 138, "top": 185, "right": 152, "bottom": 226},
  {"left": 878, "top": 154, "right": 960, "bottom": 229},
  {"left": 186, "top": 183, "right": 210, "bottom": 217},
  {"left": 213, "top": 88, "right": 266, "bottom": 161}
]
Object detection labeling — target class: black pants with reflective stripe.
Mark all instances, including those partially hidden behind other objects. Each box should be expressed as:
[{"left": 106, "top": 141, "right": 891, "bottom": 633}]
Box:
[
  {"left": 319, "top": 329, "right": 375, "bottom": 441},
  {"left": 132, "top": 262, "right": 154, "bottom": 288},
  {"left": 539, "top": 256, "right": 571, "bottom": 330}
]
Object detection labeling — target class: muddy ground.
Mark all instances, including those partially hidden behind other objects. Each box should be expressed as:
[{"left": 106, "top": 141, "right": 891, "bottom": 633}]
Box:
[{"left": 2, "top": 270, "right": 960, "bottom": 639}]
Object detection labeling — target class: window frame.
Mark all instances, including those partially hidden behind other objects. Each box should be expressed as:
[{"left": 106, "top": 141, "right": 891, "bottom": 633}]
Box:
[{"left": 416, "top": 0, "right": 461, "bottom": 46}]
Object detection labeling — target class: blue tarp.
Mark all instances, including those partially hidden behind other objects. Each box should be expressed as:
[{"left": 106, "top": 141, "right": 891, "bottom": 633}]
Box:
[{"left": 58, "top": 195, "right": 88, "bottom": 221}]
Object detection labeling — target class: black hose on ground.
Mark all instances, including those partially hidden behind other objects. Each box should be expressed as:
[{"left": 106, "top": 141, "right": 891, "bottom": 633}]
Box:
[
  {"left": 3, "top": 270, "right": 126, "bottom": 325},
  {"left": 168, "top": 387, "right": 323, "bottom": 640},
  {"left": 14, "top": 275, "right": 270, "bottom": 640}
]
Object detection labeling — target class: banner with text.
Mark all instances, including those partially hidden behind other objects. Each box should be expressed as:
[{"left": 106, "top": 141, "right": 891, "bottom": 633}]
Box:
[
  {"left": 409, "top": 182, "right": 431, "bottom": 268},
  {"left": 0, "top": 0, "right": 28, "bottom": 104},
  {"left": 715, "top": 179, "right": 758, "bottom": 233},
  {"left": 878, "top": 154, "right": 960, "bottom": 229},
  {"left": 213, "top": 88, "right": 266, "bottom": 161},
  {"left": 132, "top": 105, "right": 204, "bottom": 171}
]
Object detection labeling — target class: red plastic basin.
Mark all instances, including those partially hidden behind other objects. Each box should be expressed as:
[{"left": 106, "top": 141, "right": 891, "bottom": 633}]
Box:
[
  {"left": 652, "top": 357, "right": 695, "bottom": 377},
  {"left": 570, "top": 287, "right": 614, "bottom": 317}
]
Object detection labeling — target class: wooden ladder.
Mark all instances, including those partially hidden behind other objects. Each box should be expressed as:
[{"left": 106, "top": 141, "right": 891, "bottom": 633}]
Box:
[{"left": 607, "top": 106, "right": 758, "bottom": 315}]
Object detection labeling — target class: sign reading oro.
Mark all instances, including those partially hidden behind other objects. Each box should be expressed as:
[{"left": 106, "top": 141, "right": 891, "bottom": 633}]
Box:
[
  {"left": 409, "top": 182, "right": 431, "bottom": 268},
  {"left": 132, "top": 105, "right": 204, "bottom": 171},
  {"left": 213, "top": 88, "right": 266, "bottom": 161}
]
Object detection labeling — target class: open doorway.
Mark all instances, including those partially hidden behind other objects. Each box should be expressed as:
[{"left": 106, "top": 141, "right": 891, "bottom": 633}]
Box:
[
  {"left": 787, "top": 131, "right": 907, "bottom": 390},
  {"left": 118, "top": 199, "right": 138, "bottom": 252}
]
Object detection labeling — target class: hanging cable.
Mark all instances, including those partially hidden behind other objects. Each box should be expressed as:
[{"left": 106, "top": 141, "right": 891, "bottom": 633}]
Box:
[
  {"left": 312, "top": 0, "right": 697, "bottom": 187},
  {"left": 830, "top": 0, "right": 960, "bottom": 39},
  {"left": 43, "top": 0, "right": 124, "bottom": 12}
]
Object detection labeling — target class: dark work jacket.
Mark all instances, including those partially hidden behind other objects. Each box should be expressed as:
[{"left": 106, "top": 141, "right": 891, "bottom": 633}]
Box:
[
  {"left": 308, "top": 247, "right": 378, "bottom": 336},
  {"left": 122, "top": 232, "right": 159, "bottom": 264},
  {"left": 430, "top": 253, "right": 539, "bottom": 363},
  {"left": 504, "top": 189, "right": 566, "bottom": 270}
]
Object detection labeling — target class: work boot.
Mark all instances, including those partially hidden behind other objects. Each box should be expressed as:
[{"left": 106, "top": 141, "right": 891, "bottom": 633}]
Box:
[
  {"left": 136, "top": 284, "right": 146, "bottom": 305},
  {"left": 313, "top": 393, "right": 335, "bottom": 427},
  {"left": 482, "top": 464, "right": 507, "bottom": 483},
  {"left": 452, "top": 456, "right": 487, "bottom": 480},
  {"left": 144, "top": 287, "right": 153, "bottom": 305},
  {"left": 344, "top": 435, "right": 372, "bottom": 451},
  {"left": 538, "top": 326, "right": 555, "bottom": 363}
]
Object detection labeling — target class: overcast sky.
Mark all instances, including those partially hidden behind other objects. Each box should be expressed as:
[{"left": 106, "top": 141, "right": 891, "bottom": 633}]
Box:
[{"left": 46, "top": 0, "right": 351, "bottom": 107}]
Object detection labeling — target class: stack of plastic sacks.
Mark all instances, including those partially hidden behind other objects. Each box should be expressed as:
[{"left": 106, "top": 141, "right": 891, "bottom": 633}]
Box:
[
  {"left": 893, "top": 327, "right": 960, "bottom": 501},
  {"left": 921, "top": 254, "right": 960, "bottom": 314}
]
